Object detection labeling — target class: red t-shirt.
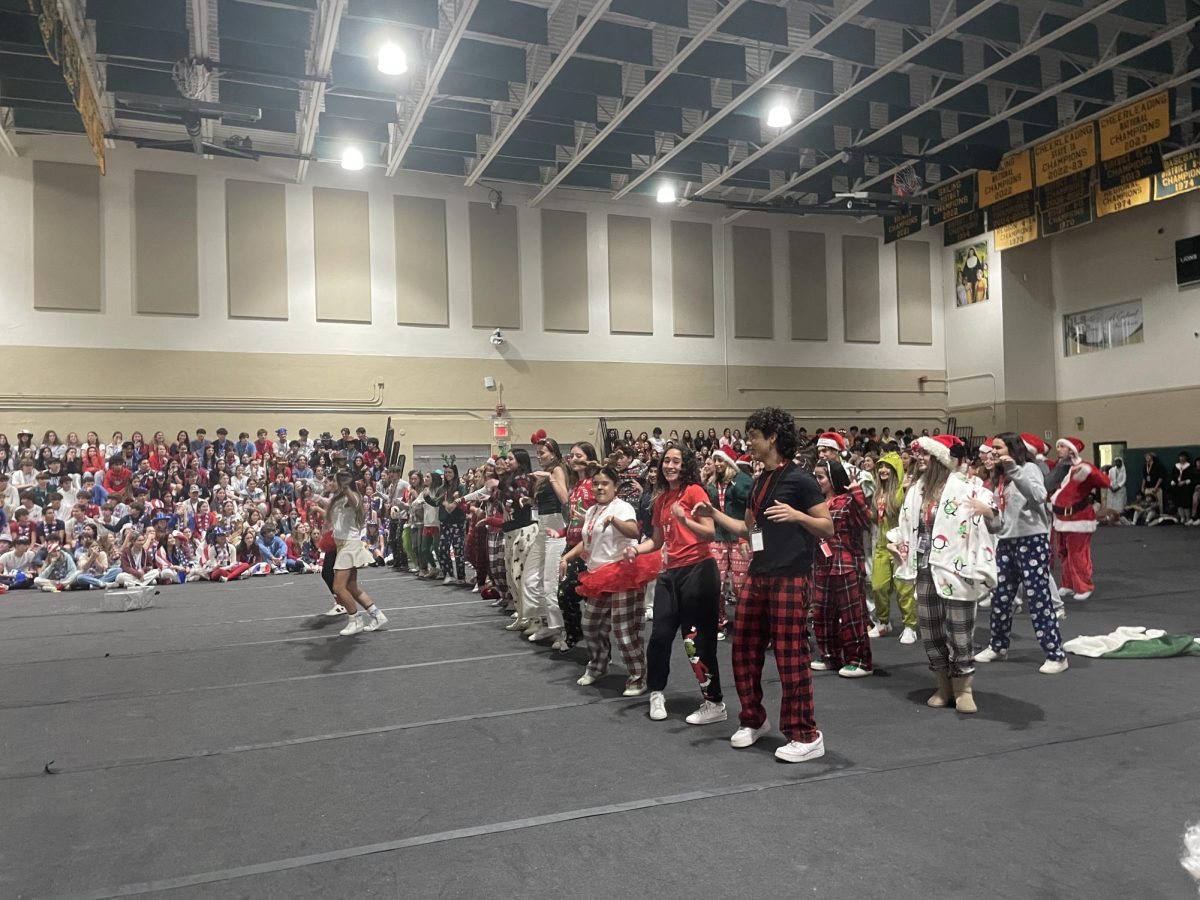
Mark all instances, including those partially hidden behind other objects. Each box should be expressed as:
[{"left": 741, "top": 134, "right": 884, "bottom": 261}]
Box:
[{"left": 652, "top": 483, "right": 712, "bottom": 569}]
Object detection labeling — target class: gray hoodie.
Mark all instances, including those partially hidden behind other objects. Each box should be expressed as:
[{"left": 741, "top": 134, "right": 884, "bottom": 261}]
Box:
[{"left": 988, "top": 459, "right": 1051, "bottom": 540}]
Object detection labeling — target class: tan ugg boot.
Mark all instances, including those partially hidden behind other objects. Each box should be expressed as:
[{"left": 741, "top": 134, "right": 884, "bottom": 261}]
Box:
[
  {"left": 951, "top": 675, "right": 977, "bottom": 714},
  {"left": 927, "top": 671, "right": 953, "bottom": 708}
]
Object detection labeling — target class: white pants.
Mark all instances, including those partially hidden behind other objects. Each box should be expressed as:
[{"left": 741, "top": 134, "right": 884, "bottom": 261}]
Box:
[
  {"left": 522, "top": 514, "right": 566, "bottom": 629},
  {"left": 504, "top": 524, "right": 537, "bottom": 623}
]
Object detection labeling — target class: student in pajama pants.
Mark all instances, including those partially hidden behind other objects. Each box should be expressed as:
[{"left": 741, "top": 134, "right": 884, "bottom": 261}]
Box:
[
  {"left": 499, "top": 449, "right": 538, "bottom": 635},
  {"left": 868, "top": 451, "right": 917, "bottom": 643},
  {"left": 556, "top": 442, "right": 599, "bottom": 650}
]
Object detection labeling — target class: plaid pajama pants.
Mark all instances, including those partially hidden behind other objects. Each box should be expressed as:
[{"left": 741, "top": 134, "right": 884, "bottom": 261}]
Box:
[
  {"left": 733, "top": 574, "right": 818, "bottom": 743},
  {"left": 811, "top": 569, "right": 873, "bottom": 670},
  {"left": 486, "top": 528, "right": 507, "bottom": 598},
  {"left": 915, "top": 567, "right": 977, "bottom": 676},
  {"left": 581, "top": 589, "right": 646, "bottom": 690}
]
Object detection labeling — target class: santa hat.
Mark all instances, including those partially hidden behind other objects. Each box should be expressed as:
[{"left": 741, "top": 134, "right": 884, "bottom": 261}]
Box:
[
  {"left": 1021, "top": 432, "right": 1047, "bottom": 459},
  {"left": 978, "top": 437, "right": 994, "bottom": 454},
  {"left": 1056, "top": 437, "right": 1084, "bottom": 460},
  {"left": 916, "top": 434, "right": 963, "bottom": 468},
  {"left": 711, "top": 447, "right": 738, "bottom": 469},
  {"left": 816, "top": 431, "right": 847, "bottom": 452},
  {"left": 736, "top": 453, "right": 753, "bottom": 472}
]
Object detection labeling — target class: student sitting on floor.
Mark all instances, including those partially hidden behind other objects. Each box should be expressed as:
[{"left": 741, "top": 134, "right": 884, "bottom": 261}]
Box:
[{"left": 0, "top": 534, "right": 39, "bottom": 588}]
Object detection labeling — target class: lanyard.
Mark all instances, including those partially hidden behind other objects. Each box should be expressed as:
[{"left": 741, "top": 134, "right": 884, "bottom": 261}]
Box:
[
  {"left": 716, "top": 483, "right": 726, "bottom": 511},
  {"left": 750, "top": 462, "right": 788, "bottom": 523},
  {"left": 583, "top": 502, "right": 611, "bottom": 548}
]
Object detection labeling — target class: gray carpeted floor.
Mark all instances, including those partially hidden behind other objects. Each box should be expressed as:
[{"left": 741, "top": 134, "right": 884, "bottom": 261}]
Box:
[{"left": 1, "top": 527, "right": 1198, "bottom": 899}]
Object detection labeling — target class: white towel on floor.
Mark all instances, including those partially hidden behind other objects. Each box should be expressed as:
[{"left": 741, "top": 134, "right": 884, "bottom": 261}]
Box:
[{"left": 1063, "top": 626, "right": 1167, "bottom": 658}]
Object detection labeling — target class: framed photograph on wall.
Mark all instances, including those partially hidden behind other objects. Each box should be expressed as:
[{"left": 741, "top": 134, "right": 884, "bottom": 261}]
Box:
[
  {"left": 1063, "top": 300, "right": 1144, "bottom": 357},
  {"left": 954, "top": 241, "right": 989, "bottom": 306}
]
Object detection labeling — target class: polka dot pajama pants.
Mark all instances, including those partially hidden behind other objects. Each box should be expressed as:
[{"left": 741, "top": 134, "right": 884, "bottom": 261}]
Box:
[{"left": 988, "top": 533, "right": 1065, "bottom": 662}]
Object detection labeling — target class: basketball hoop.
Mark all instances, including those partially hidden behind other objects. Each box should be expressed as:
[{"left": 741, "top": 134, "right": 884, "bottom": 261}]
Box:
[
  {"left": 892, "top": 164, "right": 923, "bottom": 198},
  {"left": 172, "top": 57, "right": 213, "bottom": 100}
]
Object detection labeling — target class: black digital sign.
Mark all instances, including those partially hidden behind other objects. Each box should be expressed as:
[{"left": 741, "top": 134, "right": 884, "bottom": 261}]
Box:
[{"left": 1177, "top": 235, "right": 1200, "bottom": 288}]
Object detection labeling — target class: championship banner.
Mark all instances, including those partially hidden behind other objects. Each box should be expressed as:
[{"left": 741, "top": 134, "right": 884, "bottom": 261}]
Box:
[
  {"left": 944, "top": 208, "right": 986, "bottom": 246},
  {"left": 928, "top": 173, "right": 977, "bottom": 225},
  {"left": 988, "top": 190, "right": 1035, "bottom": 230},
  {"left": 1039, "top": 170, "right": 1091, "bottom": 211},
  {"left": 979, "top": 151, "right": 1033, "bottom": 207},
  {"left": 1099, "top": 91, "right": 1170, "bottom": 162},
  {"left": 1098, "top": 143, "right": 1163, "bottom": 191},
  {"left": 993, "top": 215, "right": 1038, "bottom": 251},
  {"left": 1040, "top": 191, "right": 1093, "bottom": 237},
  {"left": 883, "top": 207, "right": 922, "bottom": 244},
  {"left": 1034, "top": 122, "right": 1096, "bottom": 186},
  {"left": 1154, "top": 150, "right": 1200, "bottom": 201},
  {"left": 1096, "top": 178, "right": 1152, "bottom": 218}
]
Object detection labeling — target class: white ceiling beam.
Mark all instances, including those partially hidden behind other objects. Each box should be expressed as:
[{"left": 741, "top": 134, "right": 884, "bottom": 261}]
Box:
[
  {"left": 693, "top": 0, "right": 1124, "bottom": 204},
  {"left": 859, "top": 15, "right": 1200, "bottom": 192},
  {"left": 386, "top": 0, "right": 483, "bottom": 177},
  {"left": 296, "top": 0, "right": 347, "bottom": 182},
  {"left": 465, "top": 0, "right": 613, "bottom": 187},
  {"left": 611, "top": 0, "right": 879, "bottom": 201},
  {"left": 528, "top": 0, "right": 756, "bottom": 207}
]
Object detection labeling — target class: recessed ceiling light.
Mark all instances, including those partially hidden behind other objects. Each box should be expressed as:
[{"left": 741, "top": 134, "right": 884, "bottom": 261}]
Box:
[
  {"left": 341, "top": 146, "right": 365, "bottom": 171},
  {"left": 766, "top": 104, "right": 792, "bottom": 129},
  {"left": 656, "top": 184, "right": 677, "bottom": 203},
  {"left": 378, "top": 42, "right": 408, "bottom": 75}
]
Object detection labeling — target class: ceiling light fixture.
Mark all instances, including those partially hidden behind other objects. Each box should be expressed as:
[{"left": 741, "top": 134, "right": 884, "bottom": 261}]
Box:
[
  {"left": 377, "top": 42, "right": 408, "bottom": 75},
  {"left": 656, "top": 183, "right": 677, "bottom": 204},
  {"left": 341, "top": 146, "right": 365, "bottom": 171},
  {"left": 766, "top": 104, "right": 792, "bottom": 129}
]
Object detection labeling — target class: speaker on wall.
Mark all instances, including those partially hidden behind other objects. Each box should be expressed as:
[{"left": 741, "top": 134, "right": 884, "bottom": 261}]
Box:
[{"left": 1177, "top": 235, "right": 1200, "bottom": 288}]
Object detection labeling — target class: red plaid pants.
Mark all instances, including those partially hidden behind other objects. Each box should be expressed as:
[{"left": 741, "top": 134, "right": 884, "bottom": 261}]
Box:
[
  {"left": 581, "top": 589, "right": 646, "bottom": 690},
  {"left": 811, "top": 569, "right": 873, "bottom": 670},
  {"left": 733, "top": 574, "right": 818, "bottom": 743}
]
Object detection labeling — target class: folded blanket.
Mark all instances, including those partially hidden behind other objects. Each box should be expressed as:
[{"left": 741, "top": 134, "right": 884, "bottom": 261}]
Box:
[{"left": 1064, "top": 626, "right": 1200, "bottom": 659}]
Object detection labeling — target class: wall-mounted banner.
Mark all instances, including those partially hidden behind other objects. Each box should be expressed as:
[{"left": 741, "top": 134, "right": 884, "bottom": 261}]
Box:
[
  {"left": 1096, "top": 178, "right": 1152, "bottom": 218},
  {"left": 1099, "top": 91, "right": 1170, "bottom": 161},
  {"left": 1063, "top": 299, "right": 1144, "bottom": 357},
  {"left": 1098, "top": 143, "right": 1163, "bottom": 191},
  {"left": 994, "top": 215, "right": 1039, "bottom": 251},
  {"left": 1034, "top": 122, "right": 1096, "bottom": 186},
  {"left": 1040, "top": 191, "right": 1094, "bottom": 237},
  {"left": 929, "top": 173, "right": 977, "bottom": 225},
  {"left": 988, "top": 190, "right": 1036, "bottom": 230},
  {"left": 979, "top": 151, "right": 1033, "bottom": 207},
  {"left": 1154, "top": 150, "right": 1200, "bottom": 201},
  {"left": 883, "top": 207, "right": 923, "bottom": 244},
  {"left": 1039, "top": 169, "right": 1091, "bottom": 211},
  {"left": 944, "top": 208, "right": 986, "bottom": 246}
]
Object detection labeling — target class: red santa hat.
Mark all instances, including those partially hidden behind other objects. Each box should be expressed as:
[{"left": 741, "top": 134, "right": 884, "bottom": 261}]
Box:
[
  {"left": 816, "top": 431, "right": 847, "bottom": 452},
  {"left": 978, "top": 437, "right": 994, "bottom": 454},
  {"left": 711, "top": 447, "right": 738, "bottom": 469},
  {"left": 1021, "top": 432, "right": 1047, "bottom": 458},
  {"left": 736, "top": 453, "right": 753, "bottom": 472},
  {"left": 1056, "top": 437, "right": 1084, "bottom": 460},
  {"left": 915, "top": 434, "right": 963, "bottom": 468}
]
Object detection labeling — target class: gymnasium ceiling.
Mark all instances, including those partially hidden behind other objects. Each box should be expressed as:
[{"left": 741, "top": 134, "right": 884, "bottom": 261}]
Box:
[{"left": 1, "top": 0, "right": 1198, "bottom": 206}]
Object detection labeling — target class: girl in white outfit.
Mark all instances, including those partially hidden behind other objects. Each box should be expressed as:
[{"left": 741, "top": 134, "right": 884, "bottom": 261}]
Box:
[{"left": 329, "top": 470, "right": 388, "bottom": 636}]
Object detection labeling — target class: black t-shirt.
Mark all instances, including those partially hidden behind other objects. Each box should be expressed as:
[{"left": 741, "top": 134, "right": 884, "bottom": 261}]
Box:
[{"left": 747, "top": 463, "right": 825, "bottom": 577}]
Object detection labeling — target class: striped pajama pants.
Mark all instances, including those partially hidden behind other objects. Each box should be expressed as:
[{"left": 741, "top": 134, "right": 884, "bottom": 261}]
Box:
[{"left": 582, "top": 589, "right": 646, "bottom": 690}]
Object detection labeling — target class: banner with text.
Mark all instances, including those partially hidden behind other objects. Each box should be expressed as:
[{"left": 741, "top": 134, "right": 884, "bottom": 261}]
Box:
[
  {"left": 1034, "top": 122, "right": 1096, "bottom": 186},
  {"left": 1099, "top": 91, "right": 1170, "bottom": 162},
  {"left": 1098, "top": 143, "right": 1163, "bottom": 191},
  {"left": 1096, "top": 178, "right": 1152, "bottom": 218},
  {"left": 979, "top": 151, "right": 1033, "bottom": 207},
  {"left": 1154, "top": 150, "right": 1200, "bottom": 201}
]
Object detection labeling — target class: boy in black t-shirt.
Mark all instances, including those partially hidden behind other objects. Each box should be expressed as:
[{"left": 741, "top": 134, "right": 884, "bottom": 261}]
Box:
[{"left": 698, "top": 407, "right": 833, "bottom": 763}]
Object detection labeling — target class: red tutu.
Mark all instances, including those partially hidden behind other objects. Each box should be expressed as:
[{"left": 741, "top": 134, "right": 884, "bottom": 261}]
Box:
[{"left": 577, "top": 554, "right": 662, "bottom": 598}]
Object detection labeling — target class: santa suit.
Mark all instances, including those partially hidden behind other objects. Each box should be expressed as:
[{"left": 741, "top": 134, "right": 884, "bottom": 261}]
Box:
[{"left": 1051, "top": 461, "right": 1110, "bottom": 596}]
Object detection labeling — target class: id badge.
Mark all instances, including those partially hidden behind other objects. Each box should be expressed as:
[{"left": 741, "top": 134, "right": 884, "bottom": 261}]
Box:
[
  {"left": 531, "top": 509, "right": 539, "bottom": 522},
  {"left": 818, "top": 539, "right": 833, "bottom": 559},
  {"left": 916, "top": 534, "right": 930, "bottom": 555},
  {"left": 750, "top": 528, "right": 764, "bottom": 553}
]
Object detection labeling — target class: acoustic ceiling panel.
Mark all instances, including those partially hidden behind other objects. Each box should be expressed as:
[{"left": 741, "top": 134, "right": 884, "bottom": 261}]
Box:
[
  {"left": 676, "top": 38, "right": 747, "bottom": 82},
  {"left": 468, "top": 0, "right": 547, "bottom": 44},
  {"left": 579, "top": 20, "right": 654, "bottom": 65},
  {"left": 720, "top": 1, "right": 789, "bottom": 42}
]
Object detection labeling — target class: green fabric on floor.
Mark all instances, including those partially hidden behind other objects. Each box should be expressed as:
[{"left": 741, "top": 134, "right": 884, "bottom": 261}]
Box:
[{"left": 1100, "top": 635, "right": 1200, "bottom": 658}]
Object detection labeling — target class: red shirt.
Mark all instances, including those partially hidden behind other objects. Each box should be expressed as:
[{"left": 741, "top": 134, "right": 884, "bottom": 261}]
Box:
[
  {"left": 103, "top": 467, "right": 131, "bottom": 494},
  {"left": 652, "top": 483, "right": 712, "bottom": 570}
]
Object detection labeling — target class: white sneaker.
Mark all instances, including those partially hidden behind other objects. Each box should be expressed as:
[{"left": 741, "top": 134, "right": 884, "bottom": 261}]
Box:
[
  {"left": 978, "top": 598, "right": 991, "bottom": 609},
  {"left": 1056, "top": 608, "right": 1067, "bottom": 621},
  {"left": 339, "top": 615, "right": 366, "bottom": 636},
  {"left": 442, "top": 576, "right": 453, "bottom": 586},
  {"left": 810, "top": 660, "right": 830, "bottom": 671},
  {"left": 1058, "top": 586, "right": 1075, "bottom": 598},
  {"left": 730, "top": 720, "right": 771, "bottom": 748},
  {"left": 837, "top": 663, "right": 872, "bottom": 679},
  {"left": 685, "top": 700, "right": 727, "bottom": 725},
  {"left": 622, "top": 684, "right": 647, "bottom": 697},
  {"left": 551, "top": 637, "right": 570, "bottom": 652},
  {"left": 325, "top": 602, "right": 347, "bottom": 616},
  {"left": 365, "top": 609, "right": 388, "bottom": 631},
  {"left": 504, "top": 618, "right": 530, "bottom": 632},
  {"left": 644, "top": 607, "right": 654, "bottom": 622},
  {"left": 867, "top": 623, "right": 891, "bottom": 638},
  {"left": 1039, "top": 658, "right": 1069, "bottom": 675},
  {"left": 774, "top": 731, "right": 825, "bottom": 763},
  {"left": 577, "top": 672, "right": 600, "bottom": 686},
  {"left": 1073, "top": 590, "right": 1092, "bottom": 601},
  {"left": 648, "top": 691, "right": 668, "bottom": 720},
  {"left": 975, "top": 646, "right": 1008, "bottom": 662},
  {"left": 471, "top": 583, "right": 480, "bottom": 593},
  {"left": 522, "top": 620, "right": 542, "bottom": 637},
  {"left": 899, "top": 626, "right": 918, "bottom": 644},
  {"left": 528, "top": 626, "right": 559, "bottom": 643}
]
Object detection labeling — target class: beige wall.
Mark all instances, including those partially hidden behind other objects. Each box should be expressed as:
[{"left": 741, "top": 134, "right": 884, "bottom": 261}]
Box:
[{"left": 1057, "top": 386, "right": 1200, "bottom": 449}]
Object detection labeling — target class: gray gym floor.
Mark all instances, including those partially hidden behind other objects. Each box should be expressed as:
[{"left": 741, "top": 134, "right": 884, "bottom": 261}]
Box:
[{"left": 2, "top": 527, "right": 1198, "bottom": 899}]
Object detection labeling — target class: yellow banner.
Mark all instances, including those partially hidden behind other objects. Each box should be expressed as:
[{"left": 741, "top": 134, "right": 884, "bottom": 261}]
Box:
[
  {"left": 979, "top": 151, "right": 1032, "bottom": 207},
  {"left": 1096, "top": 178, "right": 1152, "bottom": 218},
  {"left": 1099, "top": 92, "right": 1170, "bottom": 162},
  {"left": 1154, "top": 150, "right": 1200, "bottom": 201},
  {"left": 1034, "top": 122, "right": 1096, "bottom": 186},
  {"left": 994, "top": 215, "right": 1038, "bottom": 251}
]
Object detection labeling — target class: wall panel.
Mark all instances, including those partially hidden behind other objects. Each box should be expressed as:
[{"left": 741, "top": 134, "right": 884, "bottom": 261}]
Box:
[
  {"left": 226, "top": 179, "right": 289, "bottom": 320},
  {"left": 541, "top": 208, "right": 589, "bottom": 332},
  {"left": 788, "top": 230, "right": 827, "bottom": 340},
  {"left": 842, "top": 234, "right": 880, "bottom": 343},
  {"left": 313, "top": 187, "right": 372, "bottom": 323},
  {"left": 670, "top": 220, "right": 715, "bottom": 337},
  {"left": 896, "top": 239, "right": 933, "bottom": 345},
  {"left": 469, "top": 201, "right": 521, "bottom": 329},
  {"left": 732, "top": 225, "right": 773, "bottom": 339},
  {"left": 33, "top": 161, "right": 102, "bottom": 312},
  {"left": 134, "top": 170, "right": 199, "bottom": 316},
  {"left": 608, "top": 215, "right": 653, "bottom": 334},
  {"left": 395, "top": 195, "right": 449, "bottom": 326}
]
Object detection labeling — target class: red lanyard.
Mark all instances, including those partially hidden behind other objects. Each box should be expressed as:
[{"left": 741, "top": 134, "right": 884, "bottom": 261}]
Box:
[
  {"left": 751, "top": 463, "right": 788, "bottom": 521},
  {"left": 716, "top": 483, "right": 726, "bottom": 510},
  {"left": 584, "top": 503, "right": 611, "bottom": 548}
]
